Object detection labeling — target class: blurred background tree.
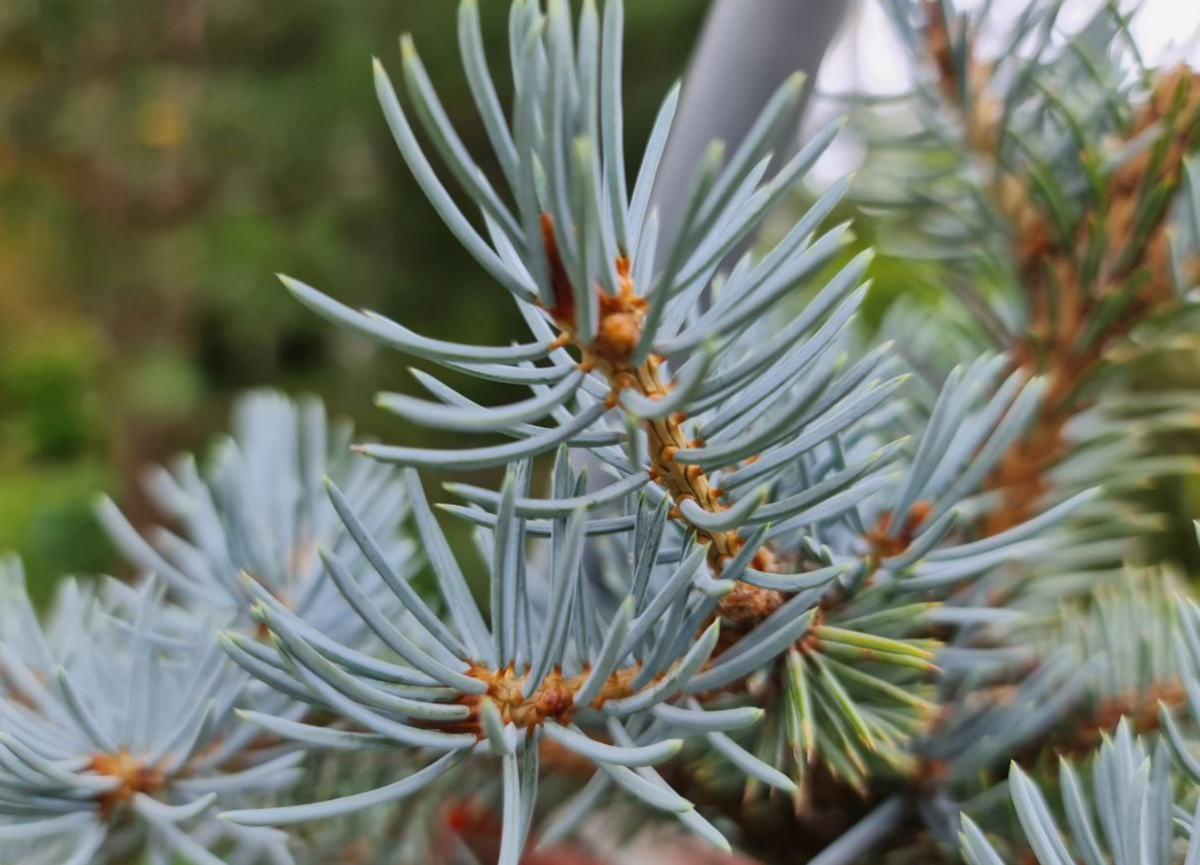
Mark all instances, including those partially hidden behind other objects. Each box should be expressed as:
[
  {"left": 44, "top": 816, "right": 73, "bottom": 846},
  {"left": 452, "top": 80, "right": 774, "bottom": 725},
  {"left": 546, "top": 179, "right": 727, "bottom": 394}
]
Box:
[{"left": 0, "top": 0, "right": 710, "bottom": 601}]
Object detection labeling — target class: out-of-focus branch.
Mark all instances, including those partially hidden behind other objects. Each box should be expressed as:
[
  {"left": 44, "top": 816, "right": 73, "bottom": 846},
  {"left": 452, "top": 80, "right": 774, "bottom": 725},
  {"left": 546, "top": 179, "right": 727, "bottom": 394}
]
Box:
[{"left": 923, "top": 1, "right": 1200, "bottom": 532}]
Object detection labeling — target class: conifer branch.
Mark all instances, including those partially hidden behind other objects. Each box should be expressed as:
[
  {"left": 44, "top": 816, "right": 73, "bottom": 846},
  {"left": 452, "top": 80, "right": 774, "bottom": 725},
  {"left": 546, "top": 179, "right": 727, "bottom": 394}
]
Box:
[{"left": 920, "top": 0, "right": 1200, "bottom": 531}]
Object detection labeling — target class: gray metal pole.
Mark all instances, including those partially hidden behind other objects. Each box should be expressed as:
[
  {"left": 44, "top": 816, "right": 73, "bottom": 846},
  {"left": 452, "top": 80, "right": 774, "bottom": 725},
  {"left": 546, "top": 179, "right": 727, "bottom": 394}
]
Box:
[{"left": 650, "top": 0, "right": 850, "bottom": 259}]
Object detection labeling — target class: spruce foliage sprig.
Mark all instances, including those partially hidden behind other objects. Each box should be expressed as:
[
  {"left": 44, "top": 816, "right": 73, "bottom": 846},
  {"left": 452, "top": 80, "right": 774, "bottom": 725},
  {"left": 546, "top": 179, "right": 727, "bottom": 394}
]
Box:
[
  {"left": 0, "top": 562, "right": 298, "bottom": 865},
  {"left": 218, "top": 1, "right": 1099, "bottom": 859},
  {"left": 959, "top": 576, "right": 1200, "bottom": 865},
  {"left": 96, "top": 391, "right": 412, "bottom": 648}
]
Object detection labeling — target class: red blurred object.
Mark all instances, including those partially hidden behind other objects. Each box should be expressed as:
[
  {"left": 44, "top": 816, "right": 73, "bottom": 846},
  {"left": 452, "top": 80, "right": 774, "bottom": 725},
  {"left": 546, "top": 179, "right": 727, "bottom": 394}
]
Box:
[
  {"left": 437, "top": 798, "right": 609, "bottom": 865},
  {"left": 436, "top": 796, "right": 772, "bottom": 865}
]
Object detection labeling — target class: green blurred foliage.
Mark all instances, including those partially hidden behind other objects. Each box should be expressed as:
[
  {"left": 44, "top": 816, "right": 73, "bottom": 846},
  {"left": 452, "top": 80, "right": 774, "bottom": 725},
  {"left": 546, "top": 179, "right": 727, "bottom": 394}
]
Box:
[
  {"left": 0, "top": 326, "right": 115, "bottom": 604},
  {"left": 0, "top": 0, "right": 710, "bottom": 595}
]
